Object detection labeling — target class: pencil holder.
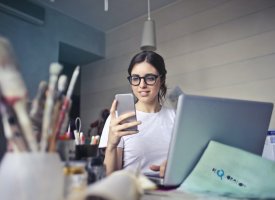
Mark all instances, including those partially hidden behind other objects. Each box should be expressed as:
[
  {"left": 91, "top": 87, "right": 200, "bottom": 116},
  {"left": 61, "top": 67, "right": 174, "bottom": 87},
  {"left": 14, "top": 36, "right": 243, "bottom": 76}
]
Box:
[
  {"left": 75, "top": 144, "right": 98, "bottom": 160},
  {"left": 0, "top": 152, "right": 64, "bottom": 200}
]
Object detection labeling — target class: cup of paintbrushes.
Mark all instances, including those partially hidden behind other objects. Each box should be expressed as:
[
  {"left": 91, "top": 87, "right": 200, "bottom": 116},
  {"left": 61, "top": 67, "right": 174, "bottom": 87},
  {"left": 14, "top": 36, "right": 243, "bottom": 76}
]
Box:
[{"left": 0, "top": 152, "right": 64, "bottom": 200}]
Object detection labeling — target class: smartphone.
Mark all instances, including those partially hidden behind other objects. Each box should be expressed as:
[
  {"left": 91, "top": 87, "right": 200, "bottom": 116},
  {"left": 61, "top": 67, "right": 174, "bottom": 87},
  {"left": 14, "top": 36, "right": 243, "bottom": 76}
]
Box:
[{"left": 115, "top": 93, "right": 138, "bottom": 131}]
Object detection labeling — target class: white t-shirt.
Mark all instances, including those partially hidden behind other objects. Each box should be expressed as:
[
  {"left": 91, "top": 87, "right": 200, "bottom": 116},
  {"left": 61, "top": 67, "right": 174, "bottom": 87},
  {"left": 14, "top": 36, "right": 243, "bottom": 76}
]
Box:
[{"left": 99, "top": 106, "right": 175, "bottom": 174}]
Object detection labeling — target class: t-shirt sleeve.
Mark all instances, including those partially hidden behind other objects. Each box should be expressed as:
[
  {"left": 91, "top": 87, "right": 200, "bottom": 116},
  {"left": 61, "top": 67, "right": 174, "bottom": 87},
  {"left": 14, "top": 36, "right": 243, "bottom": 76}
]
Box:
[{"left": 98, "top": 115, "right": 111, "bottom": 148}]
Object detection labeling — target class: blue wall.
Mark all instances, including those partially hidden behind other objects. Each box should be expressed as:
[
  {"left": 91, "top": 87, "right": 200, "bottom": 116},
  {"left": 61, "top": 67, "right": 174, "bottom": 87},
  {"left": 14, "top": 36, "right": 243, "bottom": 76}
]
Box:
[{"left": 0, "top": 7, "right": 105, "bottom": 98}]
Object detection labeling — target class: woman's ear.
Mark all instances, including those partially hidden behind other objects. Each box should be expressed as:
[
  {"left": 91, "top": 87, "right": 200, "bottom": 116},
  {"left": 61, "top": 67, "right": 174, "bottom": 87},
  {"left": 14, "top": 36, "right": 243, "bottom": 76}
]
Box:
[{"left": 160, "top": 77, "right": 166, "bottom": 86}]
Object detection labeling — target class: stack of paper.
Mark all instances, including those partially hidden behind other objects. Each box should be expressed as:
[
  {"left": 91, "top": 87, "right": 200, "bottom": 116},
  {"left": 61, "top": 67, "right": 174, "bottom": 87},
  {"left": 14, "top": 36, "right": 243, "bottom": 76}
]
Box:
[{"left": 179, "top": 141, "right": 275, "bottom": 199}]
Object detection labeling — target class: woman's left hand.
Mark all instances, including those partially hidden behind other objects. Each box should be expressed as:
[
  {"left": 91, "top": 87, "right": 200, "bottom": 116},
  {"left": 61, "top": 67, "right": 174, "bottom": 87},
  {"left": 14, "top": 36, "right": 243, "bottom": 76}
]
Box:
[{"left": 149, "top": 160, "right": 167, "bottom": 177}]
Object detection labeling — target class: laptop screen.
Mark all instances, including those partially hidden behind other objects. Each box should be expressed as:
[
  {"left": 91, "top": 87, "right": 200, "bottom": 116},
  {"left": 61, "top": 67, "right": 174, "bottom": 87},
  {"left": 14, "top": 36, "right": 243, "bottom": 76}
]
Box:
[{"left": 164, "top": 93, "right": 273, "bottom": 187}]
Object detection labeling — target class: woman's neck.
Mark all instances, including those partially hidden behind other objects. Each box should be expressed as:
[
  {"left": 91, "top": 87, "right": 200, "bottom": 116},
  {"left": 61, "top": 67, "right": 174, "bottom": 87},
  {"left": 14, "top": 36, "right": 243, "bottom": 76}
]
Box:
[{"left": 135, "top": 101, "right": 161, "bottom": 113}]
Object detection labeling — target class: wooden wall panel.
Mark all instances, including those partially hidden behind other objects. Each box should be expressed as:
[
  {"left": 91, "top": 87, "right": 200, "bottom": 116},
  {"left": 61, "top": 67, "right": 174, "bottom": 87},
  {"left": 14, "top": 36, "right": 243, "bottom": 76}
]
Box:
[{"left": 81, "top": 0, "right": 275, "bottom": 131}]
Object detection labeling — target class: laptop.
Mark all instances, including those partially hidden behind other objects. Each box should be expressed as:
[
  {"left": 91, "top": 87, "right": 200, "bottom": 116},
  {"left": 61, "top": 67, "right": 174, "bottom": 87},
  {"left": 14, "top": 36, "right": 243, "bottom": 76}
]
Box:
[{"left": 147, "top": 92, "right": 273, "bottom": 188}]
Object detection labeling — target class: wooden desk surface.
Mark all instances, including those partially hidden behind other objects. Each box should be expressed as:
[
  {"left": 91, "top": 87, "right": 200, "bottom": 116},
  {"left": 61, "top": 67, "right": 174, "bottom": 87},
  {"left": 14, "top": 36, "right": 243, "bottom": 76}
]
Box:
[
  {"left": 142, "top": 190, "right": 239, "bottom": 200},
  {"left": 67, "top": 189, "right": 240, "bottom": 200}
]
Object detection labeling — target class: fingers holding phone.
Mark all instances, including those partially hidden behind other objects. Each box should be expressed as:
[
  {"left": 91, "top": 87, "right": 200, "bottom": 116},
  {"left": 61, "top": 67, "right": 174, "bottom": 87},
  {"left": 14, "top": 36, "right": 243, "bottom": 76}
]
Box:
[
  {"left": 117, "top": 113, "right": 140, "bottom": 131},
  {"left": 115, "top": 93, "right": 139, "bottom": 131},
  {"left": 107, "top": 94, "right": 141, "bottom": 149}
]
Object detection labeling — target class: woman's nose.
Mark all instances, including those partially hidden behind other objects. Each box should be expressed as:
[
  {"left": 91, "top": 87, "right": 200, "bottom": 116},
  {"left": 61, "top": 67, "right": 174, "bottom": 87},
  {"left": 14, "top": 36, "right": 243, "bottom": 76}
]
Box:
[{"left": 139, "top": 78, "right": 147, "bottom": 88}]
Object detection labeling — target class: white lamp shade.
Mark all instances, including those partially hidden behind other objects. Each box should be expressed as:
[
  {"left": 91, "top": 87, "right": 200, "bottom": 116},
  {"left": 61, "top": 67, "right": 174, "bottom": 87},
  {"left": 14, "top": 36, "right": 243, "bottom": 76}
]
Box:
[{"left": 140, "top": 19, "right": 156, "bottom": 51}]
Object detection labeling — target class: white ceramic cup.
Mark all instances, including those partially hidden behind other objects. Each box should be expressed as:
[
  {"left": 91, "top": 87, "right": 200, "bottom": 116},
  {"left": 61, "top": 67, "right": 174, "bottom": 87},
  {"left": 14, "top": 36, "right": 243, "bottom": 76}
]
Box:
[{"left": 0, "top": 152, "right": 64, "bottom": 200}]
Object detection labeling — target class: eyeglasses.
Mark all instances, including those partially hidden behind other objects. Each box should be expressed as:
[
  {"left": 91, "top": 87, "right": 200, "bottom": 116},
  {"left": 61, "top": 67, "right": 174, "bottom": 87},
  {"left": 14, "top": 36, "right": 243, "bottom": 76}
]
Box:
[{"left": 127, "top": 74, "right": 161, "bottom": 86}]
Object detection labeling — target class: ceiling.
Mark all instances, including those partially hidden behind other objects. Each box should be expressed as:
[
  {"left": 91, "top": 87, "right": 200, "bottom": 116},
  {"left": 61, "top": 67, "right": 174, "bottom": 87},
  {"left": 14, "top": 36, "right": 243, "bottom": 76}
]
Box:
[{"left": 31, "top": 0, "right": 177, "bottom": 32}]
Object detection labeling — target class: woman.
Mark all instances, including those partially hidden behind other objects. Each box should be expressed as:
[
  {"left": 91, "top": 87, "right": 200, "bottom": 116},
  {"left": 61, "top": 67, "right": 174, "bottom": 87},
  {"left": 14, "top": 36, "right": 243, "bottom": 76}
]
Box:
[{"left": 99, "top": 51, "right": 175, "bottom": 176}]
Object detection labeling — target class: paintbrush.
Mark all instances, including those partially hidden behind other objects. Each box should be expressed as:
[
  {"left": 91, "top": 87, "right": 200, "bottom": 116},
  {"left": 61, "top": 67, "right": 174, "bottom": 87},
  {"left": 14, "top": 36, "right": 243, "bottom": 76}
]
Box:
[
  {"left": 51, "top": 75, "right": 67, "bottom": 129},
  {"left": 30, "top": 81, "right": 48, "bottom": 119},
  {"left": 30, "top": 81, "right": 48, "bottom": 142},
  {"left": 0, "top": 37, "right": 38, "bottom": 151},
  {"left": 59, "top": 66, "right": 80, "bottom": 135},
  {"left": 48, "top": 66, "right": 79, "bottom": 152},
  {"left": 40, "top": 63, "right": 63, "bottom": 152},
  {"left": 48, "top": 75, "right": 68, "bottom": 151},
  {"left": 0, "top": 101, "right": 20, "bottom": 152},
  {"left": 66, "top": 66, "right": 80, "bottom": 99},
  {"left": 0, "top": 101, "right": 29, "bottom": 152}
]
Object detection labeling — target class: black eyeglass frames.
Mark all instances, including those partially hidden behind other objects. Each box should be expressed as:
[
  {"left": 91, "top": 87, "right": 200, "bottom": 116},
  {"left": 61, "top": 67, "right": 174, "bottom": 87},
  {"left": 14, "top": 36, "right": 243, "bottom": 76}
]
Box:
[{"left": 127, "top": 74, "right": 161, "bottom": 86}]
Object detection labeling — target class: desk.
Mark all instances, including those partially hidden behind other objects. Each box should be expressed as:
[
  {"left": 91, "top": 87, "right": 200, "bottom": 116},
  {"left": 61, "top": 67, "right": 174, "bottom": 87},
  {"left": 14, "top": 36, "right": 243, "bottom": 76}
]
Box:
[
  {"left": 142, "top": 190, "right": 238, "bottom": 200},
  {"left": 68, "top": 188, "right": 239, "bottom": 200},
  {"left": 66, "top": 173, "right": 239, "bottom": 200}
]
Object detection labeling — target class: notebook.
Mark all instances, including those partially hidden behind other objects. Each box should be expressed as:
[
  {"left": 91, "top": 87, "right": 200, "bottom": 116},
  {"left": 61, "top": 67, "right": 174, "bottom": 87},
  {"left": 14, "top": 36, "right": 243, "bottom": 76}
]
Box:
[{"left": 147, "top": 92, "right": 273, "bottom": 188}]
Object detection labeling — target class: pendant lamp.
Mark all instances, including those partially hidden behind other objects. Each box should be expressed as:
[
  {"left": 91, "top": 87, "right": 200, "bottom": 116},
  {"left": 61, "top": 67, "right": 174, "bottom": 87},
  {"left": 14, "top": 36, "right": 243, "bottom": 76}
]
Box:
[{"left": 140, "top": 0, "right": 156, "bottom": 51}]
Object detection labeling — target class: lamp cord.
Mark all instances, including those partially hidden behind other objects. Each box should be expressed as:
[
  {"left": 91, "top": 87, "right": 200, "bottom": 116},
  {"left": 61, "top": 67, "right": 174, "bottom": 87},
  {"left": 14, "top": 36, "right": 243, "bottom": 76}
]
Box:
[{"left": 147, "top": 0, "right": 151, "bottom": 20}]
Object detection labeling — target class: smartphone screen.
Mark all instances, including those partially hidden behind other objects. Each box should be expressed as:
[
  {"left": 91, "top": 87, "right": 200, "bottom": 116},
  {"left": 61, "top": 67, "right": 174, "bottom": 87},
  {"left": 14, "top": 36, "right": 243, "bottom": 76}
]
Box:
[{"left": 115, "top": 93, "right": 138, "bottom": 131}]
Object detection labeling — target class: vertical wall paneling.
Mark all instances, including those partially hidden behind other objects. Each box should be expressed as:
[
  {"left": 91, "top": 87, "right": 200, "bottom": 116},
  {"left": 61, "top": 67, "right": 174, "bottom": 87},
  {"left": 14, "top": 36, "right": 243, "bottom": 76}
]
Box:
[{"left": 81, "top": 0, "right": 275, "bottom": 131}]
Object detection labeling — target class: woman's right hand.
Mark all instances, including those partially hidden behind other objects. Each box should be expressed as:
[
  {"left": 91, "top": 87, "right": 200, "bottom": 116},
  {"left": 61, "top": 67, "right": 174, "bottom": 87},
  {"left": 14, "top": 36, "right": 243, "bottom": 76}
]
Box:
[
  {"left": 149, "top": 160, "right": 167, "bottom": 178},
  {"left": 107, "top": 99, "right": 141, "bottom": 150}
]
